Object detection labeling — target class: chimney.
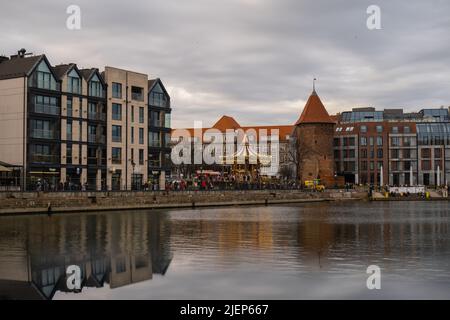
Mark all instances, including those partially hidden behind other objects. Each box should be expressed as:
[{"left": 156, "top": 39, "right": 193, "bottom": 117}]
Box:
[{"left": 18, "top": 48, "right": 26, "bottom": 58}]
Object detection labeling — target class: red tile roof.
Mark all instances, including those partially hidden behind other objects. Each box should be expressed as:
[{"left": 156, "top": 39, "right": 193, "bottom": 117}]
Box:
[
  {"left": 295, "top": 91, "right": 334, "bottom": 125},
  {"left": 173, "top": 116, "right": 294, "bottom": 142}
]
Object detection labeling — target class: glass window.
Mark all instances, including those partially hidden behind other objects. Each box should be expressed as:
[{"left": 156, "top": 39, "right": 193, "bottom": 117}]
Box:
[
  {"left": 131, "top": 106, "right": 134, "bottom": 123},
  {"left": 131, "top": 127, "right": 134, "bottom": 144},
  {"left": 391, "top": 149, "right": 399, "bottom": 158},
  {"left": 112, "top": 103, "right": 122, "bottom": 121},
  {"left": 162, "top": 113, "right": 171, "bottom": 129},
  {"left": 404, "top": 126, "right": 410, "bottom": 133},
  {"left": 66, "top": 145, "right": 72, "bottom": 164},
  {"left": 139, "top": 149, "right": 144, "bottom": 165},
  {"left": 348, "top": 137, "right": 355, "bottom": 146},
  {"left": 376, "top": 125, "right": 383, "bottom": 133},
  {"left": 67, "top": 98, "right": 73, "bottom": 117},
  {"left": 112, "top": 147, "right": 122, "bottom": 164},
  {"left": 360, "top": 136, "right": 367, "bottom": 146},
  {"left": 149, "top": 83, "right": 167, "bottom": 107},
  {"left": 361, "top": 149, "right": 367, "bottom": 158},
  {"left": 66, "top": 122, "right": 72, "bottom": 141},
  {"left": 377, "top": 136, "right": 383, "bottom": 146},
  {"left": 391, "top": 137, "right": 400, "bottom": 147},
  {"left": 377, "top": 148, "right": 383, "bottom": 158},
  {"left": 139, "top": 128, "right": 144, "bottom": 144},
  {"left": 139, "top": 107, "right": 144, "bottom": 123},
  {"left": 149, "top": 131, "right": 160, "bottom": 147},
  {"left": 34, "top": 60, "right": 57, "bottom": 90},
  {"left": 112, "top": 125, "right": 122, "bottom": 142},
  {"left": 392, "top": 126, "right": 398, "bottom": 134},
  {"left": 164, "top": 133, "right": 171, "bottom": 147},
  {"left": 360, "top": 125, "right": 367, "bottom": 133},
  {"left": 112, "top": 82, "right": 122, "bottom": 99},
  {"left": 89, "top": 74, "right": 103, "bottom": 97},
  {"left": 150, "top": 111, "right": 160, "bottom": 127},
  {"left": 67, "top": 69, "right": 81, "bottom": 94},
  {"left": 131, "top": 86, "right": 144, "bottom": 101}
]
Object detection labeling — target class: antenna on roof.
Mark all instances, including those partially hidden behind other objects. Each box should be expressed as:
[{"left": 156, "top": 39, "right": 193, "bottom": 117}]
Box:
[{"left": 313, "top": 78, "right": 317, "bottom": 93}]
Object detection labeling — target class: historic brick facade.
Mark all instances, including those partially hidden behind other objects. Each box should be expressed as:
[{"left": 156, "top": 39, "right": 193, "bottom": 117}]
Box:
[{"left": 295, "top": 90, "right": 336, "bottom": 186}]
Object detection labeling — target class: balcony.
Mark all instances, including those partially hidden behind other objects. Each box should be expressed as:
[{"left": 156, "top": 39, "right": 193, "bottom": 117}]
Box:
[
  {"left": 88, "top": 112, "right": 106, "bottom": 121},
  {"left": 132, "top": 93, "right": 143, "bottom": 101},
  {"left": 148, "top": 160, "right": 161, "bottom": 167},
  {"left": 149, "top": 140, "right": 161, "bottom": 148},
  {"left": 30, "top": 129, "right": 58, "bottom": 139},
  {"left": 33, "top": 103, "right": 60, "bottom": 115},
  {"left": 30, "top": 154, "right": 59, "bottom": 164},
  {"left": 87, "top": 157, "right": 105, "bottom": 166},
  {"left": 88, "top": 134, "right": 106, "bottom": 144}
]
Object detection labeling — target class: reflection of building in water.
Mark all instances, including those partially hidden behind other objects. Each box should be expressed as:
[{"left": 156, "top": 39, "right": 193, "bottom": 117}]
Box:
[{"left": 0, "top": 212, "right": 172, "bottom": 300}]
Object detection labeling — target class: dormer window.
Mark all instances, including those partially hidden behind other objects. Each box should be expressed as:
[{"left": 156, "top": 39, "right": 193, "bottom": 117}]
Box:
[
  {"left": 31, "top": 60, "right": 57, "bottom": 90},
  {"left": 89, "top": 73, "right": 103, "bottom": 97},
  {"left": 149, "top": 83, "right": 167, "bottom": 107},
  {"left": 67, "top": 69, "right": 81, "bottom": 94}
]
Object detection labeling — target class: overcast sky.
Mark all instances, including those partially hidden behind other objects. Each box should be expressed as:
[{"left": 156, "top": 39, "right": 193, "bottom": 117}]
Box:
[{"left": 1, "top": 0, "right": 450, "bottom": 127}]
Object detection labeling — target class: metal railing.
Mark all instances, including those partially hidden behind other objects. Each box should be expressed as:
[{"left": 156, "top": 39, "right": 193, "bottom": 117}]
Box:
[
  {"left": 131, "top": 92, "right": 144, "bottom": 101},
  {"left": 30, "top": 129, "right": 58, "bottom": 139},
  {"left": 30, "top": 154, "right": 59, "bottom": 163},
  {"left": 88, "top": 112, "right": 106, "bottom": 121},
  {"left": 34, "top": 103, "right": 60, "bottom": 115},
  {"left": 88, "top": 134, "right": 106, "bottom": 144}
]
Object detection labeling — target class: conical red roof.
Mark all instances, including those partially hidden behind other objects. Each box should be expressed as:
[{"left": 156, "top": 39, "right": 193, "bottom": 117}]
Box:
[{"left": 295, "top": 91, "right": 334, "bottom": 125}]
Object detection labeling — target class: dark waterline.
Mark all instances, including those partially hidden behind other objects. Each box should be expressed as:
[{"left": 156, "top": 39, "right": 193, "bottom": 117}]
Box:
[{"left": 0, "top": 201, "right": 449, "bottom": 299}]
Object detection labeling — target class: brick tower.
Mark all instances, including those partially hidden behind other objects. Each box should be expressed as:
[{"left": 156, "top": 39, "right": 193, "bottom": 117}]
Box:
[{"left": 295, "top": 89, "right": 336, "bottom": 187}]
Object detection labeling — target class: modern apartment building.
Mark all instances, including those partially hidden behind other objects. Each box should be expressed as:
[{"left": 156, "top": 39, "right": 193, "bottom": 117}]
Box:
[
  {"left": 334, "top": 107, "right": 450, "bottom": 186},
  {"left": 103, "top": 67, "right": 149, "bottom": 191},
  {"left": 147, "top": 79, "right": 172, "bottom": 189},
  {"left": 0, "top": 49, "right": 171, "bottom": 191}
]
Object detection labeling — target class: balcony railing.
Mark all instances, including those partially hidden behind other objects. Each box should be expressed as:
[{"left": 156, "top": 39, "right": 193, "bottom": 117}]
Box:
[
  {"left": 88, "top": 134, "right": 106, "bottom": 144},
  {"left": 30, "top": 154, "right": 59, "bottom": 163},
  {"left": 149, "top": 140, "right": 161, "bottom": 147},
  {"left": 88, "top": 157, "right": 102, "bottom": 166},
  {"left": 131, "top": 93, "right": 144, "bottom": 101},
  {"left": 149, "top": 120, "right": 163, "bottom": 127},
  {"left": 33, "top": 103, "right": 60, "bottom": 115},
  {"left": 30, "top": 129, "right": 58, "bottom": 139},
  {"left": 148, "top": 160, "right": 161, "bottom": 167},
  {"left": 88, "top": 112, "right": 106, "bottom": 121}
]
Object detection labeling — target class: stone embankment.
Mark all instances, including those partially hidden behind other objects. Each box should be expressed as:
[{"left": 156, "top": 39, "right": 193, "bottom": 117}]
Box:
[{"left": 0, "top": 190, "right": 368, "bottom": 215}]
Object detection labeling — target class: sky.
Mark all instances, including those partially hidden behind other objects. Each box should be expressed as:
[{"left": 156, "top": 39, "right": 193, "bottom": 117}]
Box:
[{"left": 1, "top": 0, "right": 450, "bottom": 128}]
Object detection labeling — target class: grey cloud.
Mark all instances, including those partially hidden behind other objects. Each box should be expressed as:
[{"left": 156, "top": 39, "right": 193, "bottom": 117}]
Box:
[{"left": 1, "top": 0, "right": 450, "bottom": 128}]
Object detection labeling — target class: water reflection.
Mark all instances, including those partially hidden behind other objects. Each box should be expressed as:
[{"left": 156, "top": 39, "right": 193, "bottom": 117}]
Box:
[
  {"left": 0, "top": 201, "right": 449, "bottom": 299},
  {"left": 0, "top": 212, "right": 172, "bottom": 300}
]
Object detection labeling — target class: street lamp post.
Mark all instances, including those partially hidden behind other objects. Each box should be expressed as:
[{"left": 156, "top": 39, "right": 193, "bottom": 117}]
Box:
[{"left": 131, "top": 161, "right": 136, "bottom": 191}]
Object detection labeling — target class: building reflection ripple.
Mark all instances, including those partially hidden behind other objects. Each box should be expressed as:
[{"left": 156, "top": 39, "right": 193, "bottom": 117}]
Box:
[{"left": 0, "top": 211, "right": 172, "bottom": 300}]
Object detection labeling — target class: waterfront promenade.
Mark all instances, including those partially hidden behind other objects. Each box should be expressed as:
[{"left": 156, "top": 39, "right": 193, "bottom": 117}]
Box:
[{"left": 0, "top": 189, "right": 367, "bottom": 215}]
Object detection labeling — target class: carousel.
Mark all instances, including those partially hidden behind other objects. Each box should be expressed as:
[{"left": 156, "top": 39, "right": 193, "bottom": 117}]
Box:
[{"left": 221, "top": 133, "right": 272, "bottom": 182}]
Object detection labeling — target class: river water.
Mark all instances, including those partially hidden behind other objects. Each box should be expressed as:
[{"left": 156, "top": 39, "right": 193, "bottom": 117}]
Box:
[{"left": 0, "top": 201, "right": 449, "bottom": 299}]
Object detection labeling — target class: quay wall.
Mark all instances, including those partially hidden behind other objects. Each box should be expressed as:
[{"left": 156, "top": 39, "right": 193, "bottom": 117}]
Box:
[{"left": 0, "top": 190, "right": 368, "bottom": 215}]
